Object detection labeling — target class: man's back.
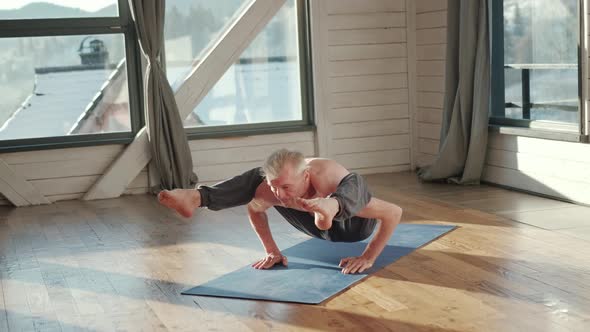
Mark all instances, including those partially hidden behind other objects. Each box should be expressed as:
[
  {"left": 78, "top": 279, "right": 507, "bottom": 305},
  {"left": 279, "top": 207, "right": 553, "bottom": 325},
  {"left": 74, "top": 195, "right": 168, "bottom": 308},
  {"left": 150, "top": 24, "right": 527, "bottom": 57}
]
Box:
[{"left": 305, "top": 158, "right": 350, "bottom": 197}]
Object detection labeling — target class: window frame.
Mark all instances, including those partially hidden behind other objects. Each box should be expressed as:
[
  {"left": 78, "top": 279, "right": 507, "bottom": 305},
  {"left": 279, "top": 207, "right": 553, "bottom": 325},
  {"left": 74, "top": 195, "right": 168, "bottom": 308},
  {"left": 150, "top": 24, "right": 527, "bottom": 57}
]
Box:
[
  {"left": 490, "top": 0, "right": 588, "bottom": 143},
  {"left": 0, "top": 0, "right": 144, "bottom": 153},
  {"left": 165, "top": 0, "right": 315, "bottom": 140}
]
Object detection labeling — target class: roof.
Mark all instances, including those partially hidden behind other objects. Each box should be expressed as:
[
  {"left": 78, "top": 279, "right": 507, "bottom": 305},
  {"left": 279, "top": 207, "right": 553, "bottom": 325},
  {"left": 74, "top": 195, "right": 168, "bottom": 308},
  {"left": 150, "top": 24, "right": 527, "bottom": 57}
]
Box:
[
  {"left": 0, "top": 67, "right": 114, "bottom": 140},
  {"left": 0, "top": 58, "right": 300, "bottom": 140}
]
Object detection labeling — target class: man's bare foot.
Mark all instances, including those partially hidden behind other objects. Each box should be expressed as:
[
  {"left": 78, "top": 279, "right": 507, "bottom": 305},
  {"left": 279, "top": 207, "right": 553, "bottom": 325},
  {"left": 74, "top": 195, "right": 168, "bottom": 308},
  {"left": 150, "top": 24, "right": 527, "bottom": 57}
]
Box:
[
  {"left": 157, "top": 189, "right": 201, "bottom": 218},
  {"left": 296, "top": 197, "right": 339, "bottom": 230}
]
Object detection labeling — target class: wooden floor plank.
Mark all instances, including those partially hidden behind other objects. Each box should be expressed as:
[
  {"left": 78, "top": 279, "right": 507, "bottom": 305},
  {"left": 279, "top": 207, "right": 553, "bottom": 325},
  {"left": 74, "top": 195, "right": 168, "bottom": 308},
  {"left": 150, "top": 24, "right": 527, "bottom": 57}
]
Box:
[{"left": 0, "top": 171, "right": 589, "bottom": 331}]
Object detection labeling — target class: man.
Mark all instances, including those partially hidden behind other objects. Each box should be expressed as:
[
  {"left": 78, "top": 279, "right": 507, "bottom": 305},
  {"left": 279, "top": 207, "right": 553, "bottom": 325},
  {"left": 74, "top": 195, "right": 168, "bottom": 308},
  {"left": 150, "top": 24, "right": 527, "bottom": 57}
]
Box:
[{"left": 158, "top": 149, "right": 403, "bottom": 274}]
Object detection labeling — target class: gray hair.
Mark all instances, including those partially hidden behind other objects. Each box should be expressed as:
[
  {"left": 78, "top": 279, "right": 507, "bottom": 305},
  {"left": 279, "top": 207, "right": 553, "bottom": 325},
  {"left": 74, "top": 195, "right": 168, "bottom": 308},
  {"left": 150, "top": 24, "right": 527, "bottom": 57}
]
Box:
[{"left": 262, "top": 148, "right": 306, "bottom": 180}]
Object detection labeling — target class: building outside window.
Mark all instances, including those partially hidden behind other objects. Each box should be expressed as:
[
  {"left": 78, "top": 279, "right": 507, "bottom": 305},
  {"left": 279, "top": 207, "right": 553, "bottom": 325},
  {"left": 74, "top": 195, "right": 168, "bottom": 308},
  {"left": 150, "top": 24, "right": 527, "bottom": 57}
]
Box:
[{"left": 0, "top": 0, "right": 143, "bottom": 151}]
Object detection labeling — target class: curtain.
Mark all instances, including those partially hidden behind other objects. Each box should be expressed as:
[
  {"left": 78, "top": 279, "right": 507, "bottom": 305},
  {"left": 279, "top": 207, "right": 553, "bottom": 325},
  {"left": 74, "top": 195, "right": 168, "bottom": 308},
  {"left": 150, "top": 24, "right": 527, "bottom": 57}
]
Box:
[
  {"left": 128, "top": 0, "right": 198, "bottom": 191},
  {"left": 417, "top": 0, "right": 490, "bottom": 184}
]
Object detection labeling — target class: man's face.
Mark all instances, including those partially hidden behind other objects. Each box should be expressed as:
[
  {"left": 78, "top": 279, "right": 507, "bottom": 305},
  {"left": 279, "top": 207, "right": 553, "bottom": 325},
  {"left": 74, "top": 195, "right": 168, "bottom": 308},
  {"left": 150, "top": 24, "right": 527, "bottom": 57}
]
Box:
[{"left": 268, "top": 163, "right": 308, "bottom": 205}]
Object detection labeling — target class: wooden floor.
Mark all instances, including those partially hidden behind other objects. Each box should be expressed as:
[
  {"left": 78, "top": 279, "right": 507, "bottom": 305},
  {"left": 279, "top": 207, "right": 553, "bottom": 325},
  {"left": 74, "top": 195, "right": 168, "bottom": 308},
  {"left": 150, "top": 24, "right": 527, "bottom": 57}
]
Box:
[{"left": 1, "top": 171, "right": 589, "bottom": 331}]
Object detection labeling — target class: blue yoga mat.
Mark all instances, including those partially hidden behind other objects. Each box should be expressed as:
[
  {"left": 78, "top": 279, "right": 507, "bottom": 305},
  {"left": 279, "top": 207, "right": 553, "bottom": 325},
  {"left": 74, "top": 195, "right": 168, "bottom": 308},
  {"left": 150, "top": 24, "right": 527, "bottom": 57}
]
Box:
[{"left": 182, "top": 223, "right": 456, "bottom": 304}]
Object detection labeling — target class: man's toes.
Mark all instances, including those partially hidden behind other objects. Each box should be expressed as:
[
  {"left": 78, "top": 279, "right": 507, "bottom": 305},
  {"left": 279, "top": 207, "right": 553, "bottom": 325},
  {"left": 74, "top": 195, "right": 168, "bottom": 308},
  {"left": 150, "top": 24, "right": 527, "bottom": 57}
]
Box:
[{"left": 158, "top": 191, "right": 175, "bottom": 206}]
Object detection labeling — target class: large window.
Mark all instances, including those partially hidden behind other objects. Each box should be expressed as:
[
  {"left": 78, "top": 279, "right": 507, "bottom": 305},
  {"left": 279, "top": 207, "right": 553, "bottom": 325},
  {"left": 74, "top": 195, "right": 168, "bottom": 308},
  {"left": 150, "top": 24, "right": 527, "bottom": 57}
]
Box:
[
  {"left": 491, "top": 0, "right": 584, "bottom": 139},
  {"left": 164, "top": 0, "right": 312, "bottom": 136},
  {"left": 0, "top": 1, "right": 141, "bottom": 151}
]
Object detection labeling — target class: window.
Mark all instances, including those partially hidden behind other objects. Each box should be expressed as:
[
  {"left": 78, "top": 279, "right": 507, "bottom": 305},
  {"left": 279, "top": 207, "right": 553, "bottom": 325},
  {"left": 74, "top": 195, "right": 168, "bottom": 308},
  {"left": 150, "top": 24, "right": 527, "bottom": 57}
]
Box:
[
  {"left": 0, "top": 1, "right": 142, "bottom": 151},
  {"left": 164, "top": 0, "right": 312, "bottom": 136},
  {"left": 0, "top": 1, "right": 119, "bottom": 19},
  {"left": 490, "top": 0, "right": 584, "bottom": 139}
]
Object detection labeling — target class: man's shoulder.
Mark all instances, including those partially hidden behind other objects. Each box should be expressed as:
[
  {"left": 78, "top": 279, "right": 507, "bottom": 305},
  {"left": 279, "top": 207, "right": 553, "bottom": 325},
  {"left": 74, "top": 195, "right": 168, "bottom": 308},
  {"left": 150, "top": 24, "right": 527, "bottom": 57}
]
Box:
[
  {"left": 306, "top": 158, "right": 337, "bottom": 171},
  {"left": 307, "top": 158, "right": 348, "bottom": 175},
  {"left": 306, "top": 158, "right": 350, "bottom": 193}
]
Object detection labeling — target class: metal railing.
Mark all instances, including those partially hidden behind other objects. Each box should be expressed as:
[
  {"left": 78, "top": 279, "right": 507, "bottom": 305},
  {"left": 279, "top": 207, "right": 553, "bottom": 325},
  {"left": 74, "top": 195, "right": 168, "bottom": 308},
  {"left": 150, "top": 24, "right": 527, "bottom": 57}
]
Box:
[{"left": 504, "top": 63, "right": 578, "bottom": 119}]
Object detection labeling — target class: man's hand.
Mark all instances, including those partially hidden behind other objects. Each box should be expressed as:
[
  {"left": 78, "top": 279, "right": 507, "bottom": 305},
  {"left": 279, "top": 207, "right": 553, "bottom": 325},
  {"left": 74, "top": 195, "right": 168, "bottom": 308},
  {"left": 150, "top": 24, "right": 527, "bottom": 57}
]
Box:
[
  {"left": 252, "top": 252, "right": 288, "bottom": 270},
  {"left": 339, "top": 256, "right": 373, "bottom": 274}
]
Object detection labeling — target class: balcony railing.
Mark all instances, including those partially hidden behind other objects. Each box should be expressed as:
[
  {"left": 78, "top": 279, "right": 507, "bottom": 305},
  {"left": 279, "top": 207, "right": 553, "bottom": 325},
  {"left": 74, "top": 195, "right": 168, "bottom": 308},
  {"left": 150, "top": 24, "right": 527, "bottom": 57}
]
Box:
[{"left": 504, "top": 63, "right": 578, "bottom": 119}]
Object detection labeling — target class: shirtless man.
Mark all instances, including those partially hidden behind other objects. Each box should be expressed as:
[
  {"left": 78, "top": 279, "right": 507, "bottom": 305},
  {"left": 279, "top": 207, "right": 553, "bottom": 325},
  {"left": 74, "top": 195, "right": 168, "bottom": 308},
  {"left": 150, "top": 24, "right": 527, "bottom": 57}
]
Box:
[{"left": 158, "top": 149, "right": 403, "bottom": 274}]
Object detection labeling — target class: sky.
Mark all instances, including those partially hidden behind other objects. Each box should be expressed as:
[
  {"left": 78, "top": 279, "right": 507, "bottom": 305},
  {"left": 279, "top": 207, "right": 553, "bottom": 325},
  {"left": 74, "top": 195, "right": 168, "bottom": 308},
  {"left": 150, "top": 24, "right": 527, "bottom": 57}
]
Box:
[{"left": 0, "top": 1, "right": 116, "bottom": 12}]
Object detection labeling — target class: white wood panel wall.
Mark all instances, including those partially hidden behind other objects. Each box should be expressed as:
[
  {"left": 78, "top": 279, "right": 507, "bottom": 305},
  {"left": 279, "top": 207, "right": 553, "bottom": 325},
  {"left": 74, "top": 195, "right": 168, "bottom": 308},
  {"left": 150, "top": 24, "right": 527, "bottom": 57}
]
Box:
[
  {"left": 0, "top": 132, "right": 313, "bottom": 205},
  {"left": 483, "top": 132, "right": 590, "bottom": 205},
  {"left": 0, "top": 145, "right": 149, "bottom": 205},
  {"left": 190, "top": 132, "right": 315, "bottom": 186},
  {"left": 315, "top": 0, "right": 412, "bottom": 174},
  {"left": 412, "top": 0, "right": 447, "bottom": 168}
]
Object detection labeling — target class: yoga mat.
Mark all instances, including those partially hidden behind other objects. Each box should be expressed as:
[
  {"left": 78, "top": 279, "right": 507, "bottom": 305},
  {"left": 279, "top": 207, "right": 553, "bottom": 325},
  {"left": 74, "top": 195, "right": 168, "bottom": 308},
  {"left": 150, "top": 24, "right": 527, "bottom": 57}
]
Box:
[{"left": 182, "top": 223, "right": 456, "bottom": 304}]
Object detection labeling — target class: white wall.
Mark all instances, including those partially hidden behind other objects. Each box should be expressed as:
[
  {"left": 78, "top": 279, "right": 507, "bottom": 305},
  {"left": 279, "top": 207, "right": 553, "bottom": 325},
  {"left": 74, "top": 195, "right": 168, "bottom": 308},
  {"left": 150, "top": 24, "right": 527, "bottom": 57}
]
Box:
[
  {"left": 483, "top": 133, "right": 590, "bottom": 204},
  {"left": 412, "top": 0, "right": 447, "bottom": 168},
  {"left": 411, "top": 0, "right": 590, "bottom": 205},
  {"left": 190, "top": 132, "right": 315, "bottom": 186},
  {"left": 0, "top": 145, "right": 147, "bottom": 205},
  {"left": 0, "top": 131, "right": 315, "bottom": 205},
  {"left": 312, "top": 0, "right": 412, "bottom": 175}
]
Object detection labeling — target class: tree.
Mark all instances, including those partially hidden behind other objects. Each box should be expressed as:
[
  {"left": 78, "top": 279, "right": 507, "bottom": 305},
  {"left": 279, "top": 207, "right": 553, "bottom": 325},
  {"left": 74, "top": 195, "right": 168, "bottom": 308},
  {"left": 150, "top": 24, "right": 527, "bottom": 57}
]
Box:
[
  {"left": 165, "top": 5, "right": 184, "bottom": 39},
  {"left": 188, "top": 4, "right": 220, "bottom": 57}
]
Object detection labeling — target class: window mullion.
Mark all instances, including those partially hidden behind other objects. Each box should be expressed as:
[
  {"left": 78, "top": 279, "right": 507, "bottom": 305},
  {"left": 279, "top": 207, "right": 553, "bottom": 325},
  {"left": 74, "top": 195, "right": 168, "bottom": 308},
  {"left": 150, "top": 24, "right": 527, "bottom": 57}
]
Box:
[{"left": 0, "top": 18, "right": 123, "bottom": 38}]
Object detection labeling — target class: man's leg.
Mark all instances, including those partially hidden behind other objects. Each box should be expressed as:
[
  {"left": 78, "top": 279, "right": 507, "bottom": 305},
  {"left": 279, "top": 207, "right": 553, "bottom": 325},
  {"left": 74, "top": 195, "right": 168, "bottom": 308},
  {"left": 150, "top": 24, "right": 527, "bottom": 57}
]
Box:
[
  {"left": 328, "top": 216, "right": 377, "bottom": 242},
  {"left": 298, "top": 172, "right": 376, "bottom": 237},
  {"left": 274, "top": 206, "right": 329, "bottom": 240},
  {"left": 274, "top": 206, "right": 376, "bottom": 243},
  {"left": 158, "top": 167, "right": 264, "bottom": 217},
  {"left": 329, "top": 173, "right": 378, "bottom": 241},
  {"left": 277, "top": 173, "right": 377, "bottom": 242},
  {"left": 198, "top": 167, "right": 264, "bottom": 210}
]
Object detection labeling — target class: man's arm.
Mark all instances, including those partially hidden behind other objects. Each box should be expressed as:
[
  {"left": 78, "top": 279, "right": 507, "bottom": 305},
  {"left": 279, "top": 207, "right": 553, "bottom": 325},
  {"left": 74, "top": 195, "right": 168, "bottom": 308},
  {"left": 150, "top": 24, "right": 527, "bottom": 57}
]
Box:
[
  {"left": 304, "top": 158, "right": 402, "bottom": 273},
  {"left": 247, "top": 199, "right": 288, "bottom": 269},
  {"left": 340, "top": 198, "right": 402, "bottom": 274}
]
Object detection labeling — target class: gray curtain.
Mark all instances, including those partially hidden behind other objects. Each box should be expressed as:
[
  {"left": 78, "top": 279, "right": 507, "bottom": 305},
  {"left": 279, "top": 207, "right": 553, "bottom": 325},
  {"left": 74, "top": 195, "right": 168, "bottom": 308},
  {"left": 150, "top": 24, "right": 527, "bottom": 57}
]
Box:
[
  {"left": 417, "top": 0, "right": 490, "bottom": 184},
  {"left": 128, "top": 0, "right": 198, "bottom": 191}
]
